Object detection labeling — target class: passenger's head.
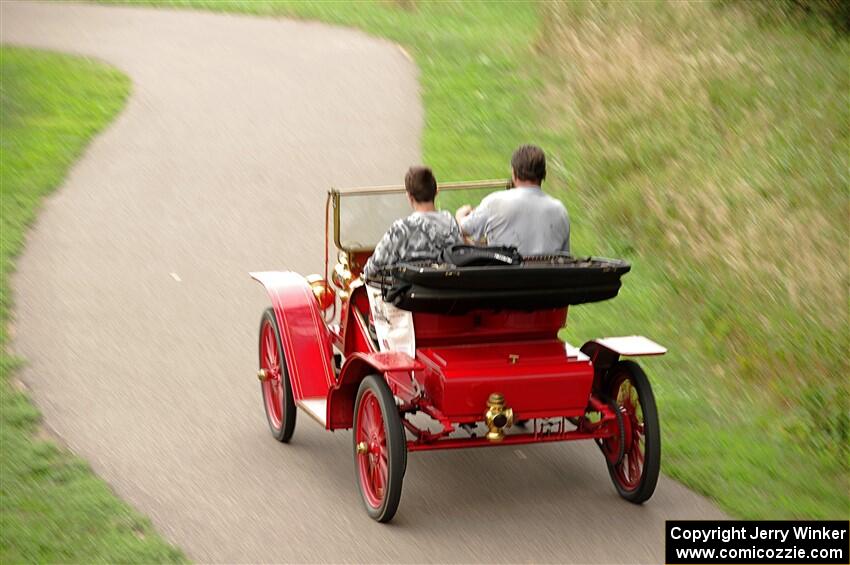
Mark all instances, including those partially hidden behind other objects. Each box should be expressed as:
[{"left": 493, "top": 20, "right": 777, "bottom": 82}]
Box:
[
  {"left": 405, "top": 166, "right": 438, "bottom": 203},
  {"left": 511, "top": 144, "right": 547, "bottom": 186}
]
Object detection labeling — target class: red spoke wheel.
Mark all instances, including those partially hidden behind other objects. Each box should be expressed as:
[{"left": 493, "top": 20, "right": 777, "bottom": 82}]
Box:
[
  {"left": 603, "top": 360, "right": 660, "bottom": 503},
  {"left": 353, "top": 375, "right": 405, "bottom": 522},
  {"left": 259, "top": 308, "right": 296, "bottom": 442}
]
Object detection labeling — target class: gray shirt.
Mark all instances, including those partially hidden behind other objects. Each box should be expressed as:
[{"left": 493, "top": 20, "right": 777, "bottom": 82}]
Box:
[
  {"left": 363, "top": 210, "right": 462, "bottom": 277},
  {"left": 460, "top": 186, "right": 570, "bottom": 255}
]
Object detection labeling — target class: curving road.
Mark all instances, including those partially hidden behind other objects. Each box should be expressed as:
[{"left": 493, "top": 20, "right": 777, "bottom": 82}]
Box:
[{"left": 3, "top": 2, "right": 725, "bottom": 562}]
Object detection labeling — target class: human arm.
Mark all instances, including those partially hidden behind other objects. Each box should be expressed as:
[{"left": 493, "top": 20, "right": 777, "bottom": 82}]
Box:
[
  {"left": 363, "top": 222, "right": 403, "bottom": 278},
  {"left": 455, "top": 204, "right": 473, "bottom": 223},
  {"left": 458, "top": 198, "right": 491, "bottom": 244}
]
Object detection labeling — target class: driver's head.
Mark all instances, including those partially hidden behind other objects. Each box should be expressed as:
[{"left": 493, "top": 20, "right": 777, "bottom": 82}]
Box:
[
  {"left": 405, "top": 166, "right": 438, "bottom": 203},
  {"left": 511, "top": 144, "right": 547, "bottom": 186}
]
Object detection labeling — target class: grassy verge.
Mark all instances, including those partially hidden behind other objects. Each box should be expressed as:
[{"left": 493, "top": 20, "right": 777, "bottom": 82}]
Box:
[
  {"left": 539, "top": 2, "right": 848, "bottom": 519},
  {"left": 1, "top": 46, "right": 185, "bottom": 563},
  {"left": 123, "top": 1, "right": 848, "bottom": 519}
]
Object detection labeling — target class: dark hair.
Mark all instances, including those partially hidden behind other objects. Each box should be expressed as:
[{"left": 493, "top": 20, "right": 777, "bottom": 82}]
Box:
[
  {"left": 405, "top": 166, "right": 438, "bottom": 202},
  {"left": 511, "top": 144, "right": 547, "bottom": 184}
]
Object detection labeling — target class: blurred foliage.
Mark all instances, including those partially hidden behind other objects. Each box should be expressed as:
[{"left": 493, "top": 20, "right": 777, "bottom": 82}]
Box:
[
  {"left": 0, "top": 47, "right": 186, "bottom": 563},
  {"left": 539, "top": 1, "right": 849, "bottom": 518},
  {"left": 732, "top": 0, "right": 850, "bottom": 33}
]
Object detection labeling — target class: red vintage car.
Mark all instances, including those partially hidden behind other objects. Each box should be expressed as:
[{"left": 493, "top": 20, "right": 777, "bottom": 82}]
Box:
[{"left": 251, "top": 180, "right": 666, "bottom": 522}]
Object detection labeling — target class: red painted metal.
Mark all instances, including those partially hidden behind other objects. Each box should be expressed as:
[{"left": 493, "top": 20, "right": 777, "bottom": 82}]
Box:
[
  {"left": 342, "top": 285, "right": 375, "bottom": 357},
  {"left": 352, "top": 351, "right": 424, "bottom": 373},
  {"left": 406, "top": 431, "right": 603, "bottom": 452},
  {"left": 250, "top": 271, "right": 335, "bottom": 401},
  {"left": 403, "top": 393, "right": 619, "bottom": 451},
  {"left": 414, "top": 308, "right": 567, "bottom": 346},
  {"left": 355, "top": 388, "right": 388, "bottom": 509},
  {"left": 259, "top": 318, "right": 283, "bottom": 430},
  {"left": 328, "top": 351, "right": 423, "bottom": 430},
  {"left": 416, "top": 340, "right": 593, "bottom": 420}
]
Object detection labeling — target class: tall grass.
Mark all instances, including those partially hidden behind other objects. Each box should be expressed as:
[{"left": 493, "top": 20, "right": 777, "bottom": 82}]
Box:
[{"left": 540, "top": 2, "right": 849, "bottom": 518}]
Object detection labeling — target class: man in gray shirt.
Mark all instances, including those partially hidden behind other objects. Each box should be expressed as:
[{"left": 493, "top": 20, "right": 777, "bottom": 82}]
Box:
[{"left": 456, "top": 144, "right": 570, "bottom": 256}]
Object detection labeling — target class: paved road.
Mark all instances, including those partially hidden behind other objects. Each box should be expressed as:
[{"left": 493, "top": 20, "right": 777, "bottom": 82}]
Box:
[{"left": 4, "top": 2, "right": 725, "bottom": 562}]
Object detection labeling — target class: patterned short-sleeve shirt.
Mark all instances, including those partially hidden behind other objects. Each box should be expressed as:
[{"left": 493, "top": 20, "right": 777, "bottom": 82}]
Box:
[{"left": 363, "top": 210, "right": 462, "bottom": 278}]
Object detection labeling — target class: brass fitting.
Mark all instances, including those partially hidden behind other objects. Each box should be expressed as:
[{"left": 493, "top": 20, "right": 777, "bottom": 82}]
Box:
[
  {"left": 257, "top": 368, "right": 269, "bottom": 382},
  {"left": 485, "top": 392, "right": 514, "bottom": 442},
  {"left": 305, "top": 274, "right": 336, "bottom": 310},
  {"left": 355, "top": 441, "right": 368, "bottom": 455},
  {"left": 331, "top": 252, "right": 353, "bottom": 292}
]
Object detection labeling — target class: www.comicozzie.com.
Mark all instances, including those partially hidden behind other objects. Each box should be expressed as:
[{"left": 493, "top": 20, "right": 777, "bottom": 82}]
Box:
[{"left": 665, "top": 521, "right": 849, "bottom": 564}]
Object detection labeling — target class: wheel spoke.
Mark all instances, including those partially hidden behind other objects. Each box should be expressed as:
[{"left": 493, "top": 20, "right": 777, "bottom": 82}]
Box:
[
  {"left": 370, "top": 457, "right": 378, "bottom": 487},
  {"left": 633, "top": 439, "right": 645, "bottom": 468},
  {"left": 264, "top": 333, "right": 276, "bottom": 367},
  {"left": 628, "top": 449, "right": 640, "bottom": 481},
  {"left": 363, "top": 400, "right": 375, "bottom": 434},
  {"left": 372, "top": 398, "right": 383, "bottom": 430},
  {"left": 374, "top": 458, "right": 385, "bottom": 497},
  {"left": 276, "top": 380, "right": 284, "bottom": 411}
]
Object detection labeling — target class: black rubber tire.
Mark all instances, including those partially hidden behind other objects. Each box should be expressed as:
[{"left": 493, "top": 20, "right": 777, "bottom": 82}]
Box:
[
  {"left": 604, "top": 360, "right": 660, "bottom": 504},
  {"left": 353, "top": 375, "right": 406, "bottom": 522},
  {"left": 400, "top": 416, "right": 408, "bottom": 477},
  {"left": 259, "top": 308, "right": 296, "bottom": 442}
]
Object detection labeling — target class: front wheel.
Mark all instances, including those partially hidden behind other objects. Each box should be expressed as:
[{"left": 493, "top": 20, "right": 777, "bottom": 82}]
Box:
[
  {"left": 353, "top": 375, "right": 406, "bottom": 522},
  {"left": 602, "top": 360, "right": 660, "bottom": 504},
  {"left": 259, "top": 308, "right": 296, "bottom": 442}
]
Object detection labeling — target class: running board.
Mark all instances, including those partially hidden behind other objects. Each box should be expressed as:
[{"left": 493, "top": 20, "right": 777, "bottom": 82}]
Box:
[{"left": 297, "top": 398, "right": 327, "bottom": 427}]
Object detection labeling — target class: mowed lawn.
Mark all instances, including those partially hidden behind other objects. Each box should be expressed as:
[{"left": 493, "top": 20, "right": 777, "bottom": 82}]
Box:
[
  {"left": 0, "top": 47, "right": 185, "bottom": 563},
  {"left": 127, "top": 0, "right": 848, "bottom": 519}
]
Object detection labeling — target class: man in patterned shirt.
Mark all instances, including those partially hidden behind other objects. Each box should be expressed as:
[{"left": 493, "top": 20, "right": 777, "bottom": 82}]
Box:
[
  {"left": 363, "top": 166, "right": 461, "bottom": 355},
  {"left": 363, "top": 166, "right": 461, "bottom": 278}
]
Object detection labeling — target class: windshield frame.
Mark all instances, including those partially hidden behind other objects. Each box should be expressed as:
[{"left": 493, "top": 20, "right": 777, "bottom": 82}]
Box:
[{"left": 328, "top": 179, "right": 511, "bottom": 253}]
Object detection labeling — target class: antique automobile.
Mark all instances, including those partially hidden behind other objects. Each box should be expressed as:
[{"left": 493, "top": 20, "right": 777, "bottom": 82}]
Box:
[{"left": 251, "top": 180, "right": 666, "bottom": 522}]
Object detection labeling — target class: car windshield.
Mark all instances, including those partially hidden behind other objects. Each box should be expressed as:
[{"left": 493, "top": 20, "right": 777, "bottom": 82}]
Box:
[
  {"left": 331, "top": 180, "right": 510, "bottom": 252},
  {"left": 337, "top": 191, "right": 411, "bottom": 251}
]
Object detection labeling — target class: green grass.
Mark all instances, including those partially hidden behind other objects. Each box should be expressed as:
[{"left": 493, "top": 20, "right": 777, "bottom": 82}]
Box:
[
  {"left": 540, "top": 1, "right": 849, "bottom": 519},
  {"left": 122, "top": 0, "right": 848, "bottom": 519},
  {"left": 1, "top": 46, "right": 185, "bottom": 563}
]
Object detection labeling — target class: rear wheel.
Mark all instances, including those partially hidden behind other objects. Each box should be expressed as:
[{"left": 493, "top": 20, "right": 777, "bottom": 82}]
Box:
[
  {"left": 259, "top": 308, "right": 296, "bottom": 442},
  {"left": 353, "top": 375, "right": 405, "bottom": 522},
  {"left": 602, "top": 360, "right": 660, "bottom": 503}
]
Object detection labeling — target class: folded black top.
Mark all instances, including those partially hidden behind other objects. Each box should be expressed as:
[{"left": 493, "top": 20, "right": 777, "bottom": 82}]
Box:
[{"left": 367, "top": 248, "right": 631, "bottom": 314}]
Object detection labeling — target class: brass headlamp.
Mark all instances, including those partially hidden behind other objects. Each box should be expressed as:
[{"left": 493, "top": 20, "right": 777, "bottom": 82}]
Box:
[
  {"left": 305, "top": 274, "right": 336, "bottom": 311},
  {"left": 485, "top": 392, "right": 514, "bottom": 442}
]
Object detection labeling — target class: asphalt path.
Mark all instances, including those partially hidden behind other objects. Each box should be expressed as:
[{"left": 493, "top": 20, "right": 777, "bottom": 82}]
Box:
[{"left": 4, "top": 2, "right": 726, "bottom": 562}]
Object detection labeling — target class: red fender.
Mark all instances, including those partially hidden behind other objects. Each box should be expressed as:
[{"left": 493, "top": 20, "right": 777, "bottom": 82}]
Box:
[
  {"left": 581, "top": 335, "right": 666, "bottom": 392},
  {"left": 250, "top": 271, "right": 335, "bottom": 402},
  {"left": 327, "top": 352, "right": 423, "bottom": 430}
]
